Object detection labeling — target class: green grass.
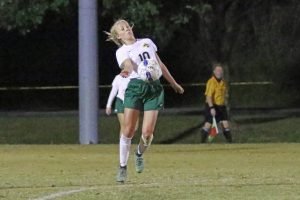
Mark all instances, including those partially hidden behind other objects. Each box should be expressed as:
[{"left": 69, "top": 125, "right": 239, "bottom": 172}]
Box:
[
  {"left": 0, "top": 114, "right": 78, "bottom": 144},
  {"left": 0, "top": 113, "right": 300, "bottom": 144},
  {"left": 0, "top": 144, "right": 299, "bottom": 200}
]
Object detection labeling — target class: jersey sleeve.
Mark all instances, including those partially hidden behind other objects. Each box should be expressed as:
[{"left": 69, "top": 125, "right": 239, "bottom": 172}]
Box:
[
  {"left": 146, "top": 38, "right": 158, "bottom": 52},
  {"left": 111, "top": 75, "right": 120, "bottom": 87},
  {"left": 116, "top": 48, "right": 130, "bottom": 68},
  {"left": 205, "top": 79, "right": 215, "bottom": 97},
  {"left": 106, "top": 76, "right": 119, "bottom": 108}
]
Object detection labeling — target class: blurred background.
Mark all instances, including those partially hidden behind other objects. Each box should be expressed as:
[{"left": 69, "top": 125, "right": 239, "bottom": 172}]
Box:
[{"left": 0, "top": 0, "right": 299, "bottom": 144}]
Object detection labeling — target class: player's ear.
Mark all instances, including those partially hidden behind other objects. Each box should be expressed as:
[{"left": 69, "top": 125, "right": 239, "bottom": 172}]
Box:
[{"left": 117, "top": 33, "right": 121, "bottom": 39}]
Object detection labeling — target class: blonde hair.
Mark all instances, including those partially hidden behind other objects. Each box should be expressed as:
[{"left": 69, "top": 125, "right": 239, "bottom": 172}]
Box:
[{"left": 104, "top": 19, "right": 134, "bottom": 46}]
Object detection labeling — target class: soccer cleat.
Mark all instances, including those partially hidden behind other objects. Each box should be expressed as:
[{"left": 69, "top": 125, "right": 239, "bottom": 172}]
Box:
[
  {"left": 116, "top": 166, "right": 127, "bottom": 182},
  {"left": 135, "top": 152, "right": 144, "bottom": 173}
]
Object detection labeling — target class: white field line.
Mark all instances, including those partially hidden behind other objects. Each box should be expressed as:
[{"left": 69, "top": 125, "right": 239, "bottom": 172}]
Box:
[
  {"left": 29, "top": 182, "right": 186, "bottom": 200},
  {"left": 31, "top": 187, "right": 93, "bottom": 200},
  {"left": 29, "top": 179, "right": 300, "bottom": 200}
]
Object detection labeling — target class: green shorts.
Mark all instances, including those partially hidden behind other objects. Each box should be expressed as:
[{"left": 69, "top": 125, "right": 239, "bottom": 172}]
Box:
[
  {"left": 124, "top": 79, "right": 164, "bottom": 111},
  {"left": 114, "top": 97, "right": 125, "bottom": 113}
]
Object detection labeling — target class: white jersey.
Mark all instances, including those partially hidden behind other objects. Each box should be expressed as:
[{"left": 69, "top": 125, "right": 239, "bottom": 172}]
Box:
[
  {"left": 106, "top": 75, "right": 130, "bottom": 108},
  {"left": 116, "top": 38, "right": 159, "bottom": 79}
]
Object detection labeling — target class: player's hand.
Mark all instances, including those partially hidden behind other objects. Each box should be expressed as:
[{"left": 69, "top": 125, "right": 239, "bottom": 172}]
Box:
[
  {"left": 106, "top": 107, "right": 112, "bottom": 115},
  {"left": 120, "top": 70, "right": 129, "bottom": 78},
  {"left": 171, "top": 83, "right": 184, "bottom": 94},
  {"left": 210, "top": 108, "right": 216, "bottom": 117}
]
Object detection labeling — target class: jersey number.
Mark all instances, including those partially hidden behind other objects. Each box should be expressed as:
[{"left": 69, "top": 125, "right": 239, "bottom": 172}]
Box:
[{"left": 138, "top": 52, "right": 150, "bottom": 61}]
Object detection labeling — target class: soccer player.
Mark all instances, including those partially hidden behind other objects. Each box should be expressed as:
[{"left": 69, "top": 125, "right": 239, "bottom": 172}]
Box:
[
  {"left": 106, "top": 74, "right": 138, "bottom": 136},
  {"left": 106, "top": 19, "right": 184, "bottom": 182},
  {"left": 201, "top": 64, "right": 233, "bottom": 143}
]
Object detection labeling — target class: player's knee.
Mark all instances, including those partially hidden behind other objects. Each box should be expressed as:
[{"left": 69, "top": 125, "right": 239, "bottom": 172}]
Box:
[
  {"left": 120, "top": 124, "right": 126, "bottom": 133},
  {"left": 141, "top": 134, "right": 153, "bottom": 147},
  {"left": 202, "top": 127, "right": 209, "bottom": 133},
  {"left": 222, "top": 121, "right": 230, "bottom": 129},
  {"left": 124, "top": 125, "right": 136, "bottom": 137},
  {"left": 203, "top": 123, "right": 211, "bottom": 130},
  {"left": 142, "top": 127, "right": 154, "bottom": 136}
]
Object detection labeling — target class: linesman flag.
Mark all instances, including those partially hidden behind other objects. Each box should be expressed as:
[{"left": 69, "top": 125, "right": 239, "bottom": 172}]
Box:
[{"left": 208, "top": 117, "right": 219, "bottom": 142}]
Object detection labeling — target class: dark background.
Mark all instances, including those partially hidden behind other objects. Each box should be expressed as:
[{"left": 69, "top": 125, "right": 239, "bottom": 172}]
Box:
[{"left": 0, "top": 0, "right": 299, "bottom": 111}]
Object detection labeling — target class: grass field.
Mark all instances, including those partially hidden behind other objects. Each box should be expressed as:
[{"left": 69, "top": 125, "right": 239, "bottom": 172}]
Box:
[
  {"left": 1, "top": 144, "right": 300, "bottom": 200},
  {"left": 1, "top": 112, "right": 300, "bottom": 144}
]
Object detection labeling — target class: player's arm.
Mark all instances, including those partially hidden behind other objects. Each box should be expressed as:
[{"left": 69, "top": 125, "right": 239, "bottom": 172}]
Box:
[
  {"left": 119, "top": 59, "right": 135, "bottom": 77},
  {"left": 155, "top": 53, "right": 184, "bottom": 94},
  {"left": 116, "top": 49, "right": 136, "bottom": 77},
  {"left": 106, "top": 81, "right": 118, "bottom": 115},
  {"left": 206, "top": 95, "right": 216, "bottom": 117},
  {"left": 206, "top": 95, "right": 214, "bottom": 108}
]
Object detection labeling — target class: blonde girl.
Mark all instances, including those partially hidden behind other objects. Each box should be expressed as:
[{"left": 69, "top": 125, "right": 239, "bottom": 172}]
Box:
[{"left": 106, "top": 19, "right": 184, "bottom": 182}]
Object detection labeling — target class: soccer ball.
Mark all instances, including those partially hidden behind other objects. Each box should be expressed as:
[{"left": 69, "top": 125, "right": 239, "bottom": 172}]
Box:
[{"left": 137, "top": 59, "right": 162, "bottom": 82}]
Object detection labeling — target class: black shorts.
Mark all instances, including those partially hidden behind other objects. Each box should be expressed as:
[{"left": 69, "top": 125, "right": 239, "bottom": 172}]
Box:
[{"left": 204, "top": 104, "right": 229, "bottom": 124}]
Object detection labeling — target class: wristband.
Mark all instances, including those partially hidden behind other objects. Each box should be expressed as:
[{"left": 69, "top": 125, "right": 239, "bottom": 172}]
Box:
[{"left": 209, "top": 106, "right": 214, "bottom": 110}]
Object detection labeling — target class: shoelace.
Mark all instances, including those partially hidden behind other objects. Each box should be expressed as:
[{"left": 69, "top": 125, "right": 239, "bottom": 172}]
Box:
[
  {"left": 136, "top": 157, "right": 143, "bottom": 165},
  {"left": 120, "top": 168, "right": 126, "bottom": 176}
]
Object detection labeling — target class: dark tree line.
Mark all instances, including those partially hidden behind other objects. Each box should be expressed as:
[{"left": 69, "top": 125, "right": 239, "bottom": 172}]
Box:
[{"left": 0, "top": 0, "right": 299, "bottom": 88}]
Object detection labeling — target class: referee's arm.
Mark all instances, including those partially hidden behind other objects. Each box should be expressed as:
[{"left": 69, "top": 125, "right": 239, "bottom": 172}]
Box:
[
  {"left": 206, "top": 95, "right": 216, "bottom": 117},
  {"left": 206, "top": 95, "right": 214, "bottom": 108},
  {"left": 205, "top": 80, "right": 216, "bottom": 116}
]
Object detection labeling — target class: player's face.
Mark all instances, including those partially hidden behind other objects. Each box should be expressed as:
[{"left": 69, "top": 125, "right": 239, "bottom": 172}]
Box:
[
  {"left": 116, "top": 21, "right": 135, "bottom": 43},
  {"left": 214, "top": 66, "right": 223, "bottom": 79}
]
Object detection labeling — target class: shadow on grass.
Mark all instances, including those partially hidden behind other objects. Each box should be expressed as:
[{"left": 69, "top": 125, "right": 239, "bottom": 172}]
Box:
[
  {"left": 160, "top": 115, "right": 299, "bottom": 144},
  {"left": 160, "top": 123, "right": 202, "bottom": 144},
  {"left": 159, "top": 116, "right": 288, "bottom": 144}
]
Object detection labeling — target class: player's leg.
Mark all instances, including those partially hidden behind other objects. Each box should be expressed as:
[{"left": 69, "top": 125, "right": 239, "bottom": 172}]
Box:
[
  {"left": 139, "top": 110, "right": 158, "bottom": 154},
  {"left": 121, "top": 108, "right": 139, "bottom": 163},
  {"left": 221, "top": 120, "right": 232, "bottom": 143},
  {"left": 134, "top": 79, "right": 163, "bottom": 173},
  {"left": 219, "top": 106, "right": 232, "bottom": 143},
  {"left": 134, "top": 116, "right": 139, "bottom": 132},
  {"left": 137, "top": 81, "right": 163, "bottom": 154},
  {"left": 117, "top": 79, "right": 144, "bottom": 182},
  {"left": 117, "top": 108, "right": 139, "bottom": 182},
  {"left": 201, "top": 104, "right": 213, "bottom": 143},
  {"left": 135, "top": 110, "right": 158, "bottom": 173},
  {"left": 117, "top": 113, "right": 125, "bottom": 136},
  {"left": 201, "top": 122, "right": 212, "bottom": 143},
  {"left": 116, "top": 98, "right": 126, "bottom": 136}
]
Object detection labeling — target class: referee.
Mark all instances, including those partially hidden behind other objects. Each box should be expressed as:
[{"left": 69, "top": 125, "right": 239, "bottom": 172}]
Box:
[{"left": 201, "top": 64, "right": 232, "bottom": 143}]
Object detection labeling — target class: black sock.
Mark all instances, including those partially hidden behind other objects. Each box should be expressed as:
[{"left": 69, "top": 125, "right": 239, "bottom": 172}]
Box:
[
  {"left": 223, "top": 130, "right": 232, "bottom": 143},
  {"left": 120, "top": 165, "right": 127, "bottom": 169},
  {"left": 201, "top": 128, "right": 209, "bottom": 143},
  {"left": 136, "top": 151, "right": 142, "bottom": 157}
]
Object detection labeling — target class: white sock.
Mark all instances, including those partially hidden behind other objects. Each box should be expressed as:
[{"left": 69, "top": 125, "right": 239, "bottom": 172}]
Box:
[{"left": 119, "top": 134, "right": 131, "bottom": 167}]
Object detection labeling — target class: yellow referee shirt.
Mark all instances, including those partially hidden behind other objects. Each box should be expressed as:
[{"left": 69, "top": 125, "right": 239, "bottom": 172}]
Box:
[{"left": 205, "top": 76, "right": 227, "bottom": 106}]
